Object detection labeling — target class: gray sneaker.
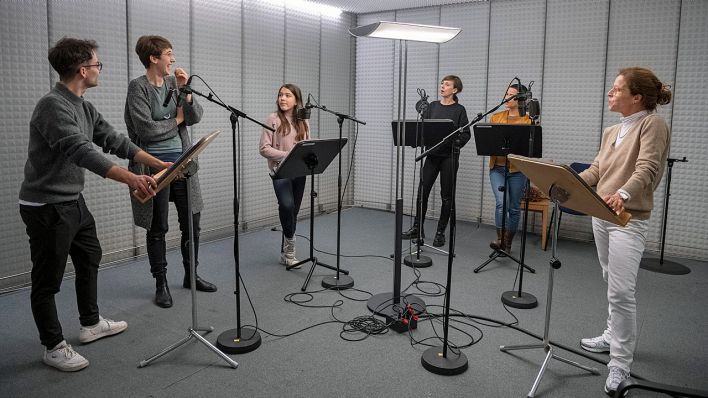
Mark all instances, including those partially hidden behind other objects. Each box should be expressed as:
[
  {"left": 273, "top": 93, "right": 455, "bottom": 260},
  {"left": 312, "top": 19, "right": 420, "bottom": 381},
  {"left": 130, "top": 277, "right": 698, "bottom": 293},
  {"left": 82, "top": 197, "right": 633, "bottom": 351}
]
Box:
[
  {"left": 79, "top": 316, "right": 127, "bottom": 344},
  {"left": 604, "top": 365, "right": 630, "bottom": 396},
  {"left": 43, "top": 340, "right": 89, "bottom": 372},
  {"left": 580, "top": 335, "right": 610, "bottom": 353}
]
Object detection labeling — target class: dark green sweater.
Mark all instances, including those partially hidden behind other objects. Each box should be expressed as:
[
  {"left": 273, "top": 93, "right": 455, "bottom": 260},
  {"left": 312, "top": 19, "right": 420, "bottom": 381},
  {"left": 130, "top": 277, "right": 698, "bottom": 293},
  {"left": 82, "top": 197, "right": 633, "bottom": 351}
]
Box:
[{"left": 19, "top": 83, "right": 139, "bottom": 203}]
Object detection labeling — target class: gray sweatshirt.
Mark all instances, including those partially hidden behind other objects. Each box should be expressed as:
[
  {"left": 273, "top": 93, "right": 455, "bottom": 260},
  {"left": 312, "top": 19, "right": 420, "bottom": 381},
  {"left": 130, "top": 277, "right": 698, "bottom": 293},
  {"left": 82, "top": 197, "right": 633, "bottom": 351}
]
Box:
[{"left": 20, "top": 82, "right": 139, "bottom": 203}]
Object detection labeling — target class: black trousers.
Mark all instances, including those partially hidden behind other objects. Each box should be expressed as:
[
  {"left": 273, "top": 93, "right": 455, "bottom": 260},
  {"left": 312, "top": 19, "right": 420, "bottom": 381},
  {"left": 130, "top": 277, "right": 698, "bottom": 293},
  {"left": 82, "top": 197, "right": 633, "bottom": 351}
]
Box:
[
  {"left": 20, "top": 195, "right": 101, "bottom": 349},
  {"left": 272, "top": 176, "right": 306, "bottom": 239},
  {"left": 413, "top": 154, "right": 459, "bottom": 233}
]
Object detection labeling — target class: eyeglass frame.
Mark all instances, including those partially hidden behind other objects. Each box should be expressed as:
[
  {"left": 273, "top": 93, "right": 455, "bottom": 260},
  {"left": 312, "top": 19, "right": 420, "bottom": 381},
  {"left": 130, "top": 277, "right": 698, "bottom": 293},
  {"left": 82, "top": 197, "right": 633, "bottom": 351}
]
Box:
[{"left": 77, "top": 61, "right": 103, "bottom": 73}]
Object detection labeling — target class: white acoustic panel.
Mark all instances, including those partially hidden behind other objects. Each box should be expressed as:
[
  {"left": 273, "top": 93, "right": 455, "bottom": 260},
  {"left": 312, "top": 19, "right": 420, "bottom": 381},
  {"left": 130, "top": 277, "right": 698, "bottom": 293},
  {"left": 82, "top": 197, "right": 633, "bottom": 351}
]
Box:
[
  {"left": 127, "top": 0, "right": 192, "bottom": 252},
  {"left": 440, "top": 1, "right": 490, "bottom": 225},
  {"left": 541, "top": 0, "right": 609, "bottom": 238},
  {"left": 0, "top": 0, "right": 48, "bottom": 289},
  {"left": 192, "top": 0, "right": 242, "bottom": 237},
  {"left": 603, "top": 0, "right": 681, "bottom": 247},
  {"left": 483, "top": 0, "right": 546, "bottom": 227},
  {"left": 242, "top": 0, "right": 286, "bottom": 226},
  {"left": 49, "top": 0, "right": 135, "bottom": 262},
  {"left": 393, "top": 8, "right": 442, "bottom": 222},
  {"left": 663, "top": 0, "right": 708, "bottom": 260},
  {"left": 354, "top": 11, "right": 396, "bottom": 209},
  {"left": 319, "top": 13, "right": 355, "bottom": 209}
]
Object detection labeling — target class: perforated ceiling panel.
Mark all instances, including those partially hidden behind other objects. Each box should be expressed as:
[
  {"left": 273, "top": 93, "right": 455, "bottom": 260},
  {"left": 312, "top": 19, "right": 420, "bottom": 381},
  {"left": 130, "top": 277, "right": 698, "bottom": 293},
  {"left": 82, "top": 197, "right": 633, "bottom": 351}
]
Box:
[
  {"left": 192, "top": 0, "right": 243, "bottom": 237},
  {"left": 0, "top": 0, "right": 48, "bottom": 289},
  {"left": 354, "top": 11, "right": 396, "bottom": 210},
  {"left": 440, "top": 1, "right": 490, "bottom": 224},
  {"left": 49, "top": 0, "right": 134, "bottom": 263}
]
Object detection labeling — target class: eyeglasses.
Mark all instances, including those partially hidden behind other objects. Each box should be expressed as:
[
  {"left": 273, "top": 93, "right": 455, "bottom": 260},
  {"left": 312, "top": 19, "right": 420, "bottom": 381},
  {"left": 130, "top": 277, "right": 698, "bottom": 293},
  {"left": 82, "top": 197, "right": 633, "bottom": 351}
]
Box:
[{"left": 78, "top": 62, "right": 103, "bottom": 72}]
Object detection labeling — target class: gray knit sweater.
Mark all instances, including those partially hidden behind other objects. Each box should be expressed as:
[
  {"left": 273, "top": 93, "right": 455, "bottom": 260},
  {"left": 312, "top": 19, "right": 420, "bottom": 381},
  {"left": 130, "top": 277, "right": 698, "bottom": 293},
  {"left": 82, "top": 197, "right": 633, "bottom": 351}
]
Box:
[
  {"left": 124, "top": 75, "right": 204, "bottom": 229},
  {"left": 20, "top": 83, "right": 139, "bottom": 203}
]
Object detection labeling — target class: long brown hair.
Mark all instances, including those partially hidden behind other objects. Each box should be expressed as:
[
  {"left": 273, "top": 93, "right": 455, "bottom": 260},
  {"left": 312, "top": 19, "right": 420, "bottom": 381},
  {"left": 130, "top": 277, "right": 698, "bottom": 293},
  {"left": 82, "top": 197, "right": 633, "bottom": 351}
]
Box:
[
  {"left": 276, "top": 84, "right": 308, "bottom": 141},
  {"left": 618, "top": 67, "right": 672, "bottom": 111}
]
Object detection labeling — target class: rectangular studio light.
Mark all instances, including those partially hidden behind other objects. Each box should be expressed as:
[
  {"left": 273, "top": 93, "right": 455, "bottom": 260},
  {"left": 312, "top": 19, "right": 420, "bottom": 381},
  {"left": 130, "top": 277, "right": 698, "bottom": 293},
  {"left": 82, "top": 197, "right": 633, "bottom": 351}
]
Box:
[{"left": 349, "top": 21, "right": 461, "bottom": 43}]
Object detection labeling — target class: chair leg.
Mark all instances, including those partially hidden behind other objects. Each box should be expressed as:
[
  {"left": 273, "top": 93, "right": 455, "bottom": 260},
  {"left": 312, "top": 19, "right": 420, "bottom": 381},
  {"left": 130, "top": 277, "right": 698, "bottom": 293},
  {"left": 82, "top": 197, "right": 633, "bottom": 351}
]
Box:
[{"left": 541, "top": 205, "right": 549, "bottom": 251}]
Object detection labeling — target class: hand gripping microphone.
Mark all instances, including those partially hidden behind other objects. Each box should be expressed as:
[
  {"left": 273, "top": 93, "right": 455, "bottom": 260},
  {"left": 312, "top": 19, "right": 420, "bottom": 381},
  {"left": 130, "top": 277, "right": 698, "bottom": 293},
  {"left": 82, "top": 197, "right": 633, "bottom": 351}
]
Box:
[
  {"left": 175, "top": 75, "right": 193, "bottom": 107},
  {"left": 415, "top": 88, "right": 429, "bottom": 114}
]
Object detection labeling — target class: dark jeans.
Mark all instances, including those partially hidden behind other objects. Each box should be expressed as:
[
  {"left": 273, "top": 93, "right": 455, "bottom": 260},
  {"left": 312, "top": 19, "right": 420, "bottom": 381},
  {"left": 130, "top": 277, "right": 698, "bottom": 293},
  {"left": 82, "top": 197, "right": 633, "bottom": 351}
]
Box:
[
  {"left": 146, "top": 152, "right": 200, "bottom": 277},
  {"left": 272, "top": 176, "right": 306, "bottom": 239},
  {"left": 20, "top": 195, "right": 101, "bottom": 349},
  {"left": 413, "top": 154, "right": 459, "bottom": 233}
]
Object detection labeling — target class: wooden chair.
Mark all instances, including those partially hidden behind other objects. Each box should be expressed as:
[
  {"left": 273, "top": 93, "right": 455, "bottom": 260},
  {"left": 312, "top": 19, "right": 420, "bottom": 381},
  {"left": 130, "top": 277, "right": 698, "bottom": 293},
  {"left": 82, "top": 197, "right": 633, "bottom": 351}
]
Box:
[{"left": 520, "top": 197, "right": 550, "bottom": 251}]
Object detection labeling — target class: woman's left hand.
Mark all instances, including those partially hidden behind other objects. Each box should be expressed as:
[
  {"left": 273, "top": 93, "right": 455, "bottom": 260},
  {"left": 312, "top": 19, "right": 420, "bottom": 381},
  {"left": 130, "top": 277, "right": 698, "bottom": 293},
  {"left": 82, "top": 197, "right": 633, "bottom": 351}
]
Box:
[
  {"left": 175, "top": 67, "right": 189, "bottom": 87},
  {"left": 603, "top": 192, "right": 625, "bottom": 214}
]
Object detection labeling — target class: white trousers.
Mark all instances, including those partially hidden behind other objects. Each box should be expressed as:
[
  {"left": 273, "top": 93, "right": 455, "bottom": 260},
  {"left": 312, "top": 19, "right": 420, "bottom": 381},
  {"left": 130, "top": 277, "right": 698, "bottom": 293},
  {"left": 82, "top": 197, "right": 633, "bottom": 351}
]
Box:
[{"left": 591, "top": 217, "right": 649, "bottom": 372}]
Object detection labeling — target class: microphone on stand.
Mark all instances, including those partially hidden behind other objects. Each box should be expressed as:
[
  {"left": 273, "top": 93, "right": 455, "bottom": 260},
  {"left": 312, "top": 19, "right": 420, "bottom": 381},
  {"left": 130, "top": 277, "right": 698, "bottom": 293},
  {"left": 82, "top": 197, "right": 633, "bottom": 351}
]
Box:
[
  {"left": 528, "top": 98, "right": 540, "bottom": 121},
  {"left": 415, "top": 88, "right": 429, "bottom": 114},
  {"left": 162, "top": 88, "right": 175, "bottom": 107},
  {"left": 175, "top": 75, "right": 193, "bottom": 107},
  {"left": 296, "top": 94, "right": 313, "bottom": 120}
]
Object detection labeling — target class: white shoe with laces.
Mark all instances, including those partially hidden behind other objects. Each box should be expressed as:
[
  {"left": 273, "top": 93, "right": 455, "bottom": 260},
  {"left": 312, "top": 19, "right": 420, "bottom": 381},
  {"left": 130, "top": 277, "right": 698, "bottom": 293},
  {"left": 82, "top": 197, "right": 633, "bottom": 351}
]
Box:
[
  {"left": 43, "top": 340, "right": 89, "bottom": 372},
  {"left": 79, "top": 316, "right": 127, "bottom": 344},
  {"left": 604, "top": 365, "right": 631, "bottom": 396},
  {"left": 280, "top": 237, "right": 300, "bottom": 268},
  {"left": 580, "top": 335, "right": 611, "bottom": 353}
]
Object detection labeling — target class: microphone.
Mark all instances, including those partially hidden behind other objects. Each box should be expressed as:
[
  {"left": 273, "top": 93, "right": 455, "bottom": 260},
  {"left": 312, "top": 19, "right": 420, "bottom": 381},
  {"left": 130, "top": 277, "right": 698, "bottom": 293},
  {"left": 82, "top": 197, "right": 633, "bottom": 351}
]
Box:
[
  {"left": 175, "top": 75, "right": 193, "bottom": 107},
  {"left": 296, "top": 94, "right": 313, "bottom": 120},
  {"left": 162, "top": 88, "right": 174, "bottom": 107},
  {"left": 528, "top": 98, "right": 540, "bottom": 120},
  {"left": 415, "top": 88, "right": 429, "bottom": 114}
]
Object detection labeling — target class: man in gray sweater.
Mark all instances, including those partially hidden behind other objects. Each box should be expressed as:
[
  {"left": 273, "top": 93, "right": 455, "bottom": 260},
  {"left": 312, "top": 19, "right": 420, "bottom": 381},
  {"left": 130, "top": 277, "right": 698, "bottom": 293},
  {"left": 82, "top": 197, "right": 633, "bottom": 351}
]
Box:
[{"left": 19, "top": 37, "right": 169, "bottom": 372}]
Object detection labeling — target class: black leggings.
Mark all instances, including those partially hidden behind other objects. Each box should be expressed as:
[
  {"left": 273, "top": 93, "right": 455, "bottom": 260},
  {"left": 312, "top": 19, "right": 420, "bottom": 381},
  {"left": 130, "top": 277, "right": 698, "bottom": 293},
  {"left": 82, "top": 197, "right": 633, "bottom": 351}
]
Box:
[{"left": 413, "top": 154, "right": 459, "bottom": 233}]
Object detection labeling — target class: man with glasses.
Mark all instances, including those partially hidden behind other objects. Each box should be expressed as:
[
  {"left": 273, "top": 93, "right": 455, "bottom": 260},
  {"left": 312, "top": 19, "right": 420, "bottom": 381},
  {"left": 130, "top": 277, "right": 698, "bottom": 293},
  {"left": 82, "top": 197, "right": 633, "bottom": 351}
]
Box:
[{"left": 19, "top": 37, "right": 170, "bottom": 372}]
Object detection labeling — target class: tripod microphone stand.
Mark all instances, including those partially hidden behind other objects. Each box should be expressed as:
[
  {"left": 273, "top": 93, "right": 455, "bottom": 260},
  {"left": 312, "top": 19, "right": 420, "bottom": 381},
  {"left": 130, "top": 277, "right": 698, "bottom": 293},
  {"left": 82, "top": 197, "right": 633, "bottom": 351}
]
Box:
[
  {"left": 139, "top": 152, "right": 238, "bottom": 368},
  {"left": 306, "top": 97, "right": 365, "bottom": 290},
  {"left": 639, "top": 156, "right": 690, "bottom": 275},
  {"left": 178, "top": 82, "right": 272, "bottom": 354}
]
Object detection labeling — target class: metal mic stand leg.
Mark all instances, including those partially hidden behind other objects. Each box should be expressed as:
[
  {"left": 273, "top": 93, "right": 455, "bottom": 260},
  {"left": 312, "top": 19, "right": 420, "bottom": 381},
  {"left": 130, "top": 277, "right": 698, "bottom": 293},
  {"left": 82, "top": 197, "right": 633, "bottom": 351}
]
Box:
[
  {"left": 140, "top": 171, "right": 238, "bottom": 369},
  {"left": 500, "top": 200, "right": 597, "bottom": 397}
]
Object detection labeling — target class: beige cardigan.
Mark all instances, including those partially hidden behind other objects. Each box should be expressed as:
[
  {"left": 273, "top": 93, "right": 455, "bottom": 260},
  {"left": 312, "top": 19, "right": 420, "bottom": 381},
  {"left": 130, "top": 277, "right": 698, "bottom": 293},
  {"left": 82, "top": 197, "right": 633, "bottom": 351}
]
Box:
[{"left": 579, "top": 113, "right": 671, "bottom": 220}]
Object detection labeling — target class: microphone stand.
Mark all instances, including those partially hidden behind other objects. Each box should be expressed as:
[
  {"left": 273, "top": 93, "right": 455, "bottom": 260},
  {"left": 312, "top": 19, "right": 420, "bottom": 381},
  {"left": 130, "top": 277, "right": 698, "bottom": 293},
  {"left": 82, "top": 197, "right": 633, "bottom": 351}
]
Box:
[
  {"left": 181, "top": 85, "right": 273, "bottom": 354},
  {"left": 308, "top": 98, "right": 366, "bottom": 290}
]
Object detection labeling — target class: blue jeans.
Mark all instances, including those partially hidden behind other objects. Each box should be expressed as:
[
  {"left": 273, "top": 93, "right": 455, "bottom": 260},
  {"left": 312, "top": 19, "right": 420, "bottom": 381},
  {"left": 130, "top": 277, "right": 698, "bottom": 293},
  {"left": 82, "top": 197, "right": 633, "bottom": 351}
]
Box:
[
  {"left": 489, "top": 166, "right": 527, "bottom": 231},
  {"left": 273, "top": 176, "right": 306, "bottom": 239},
  {"left": 146, "top": 152, "right": 200, "bottom": 277}
]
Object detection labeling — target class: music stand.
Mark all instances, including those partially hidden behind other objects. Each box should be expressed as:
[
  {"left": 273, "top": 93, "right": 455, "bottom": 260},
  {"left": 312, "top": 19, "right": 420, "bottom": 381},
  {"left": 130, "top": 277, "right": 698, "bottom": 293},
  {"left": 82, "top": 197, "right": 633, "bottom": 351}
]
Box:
[
  {"left": 392, "top": 119, "right": 456, "bottom": 266},
  {"left": 500, "top": 155, "right": 632, "bottom": 398},
  {"left": 138, "top": 131, "right": 238, "bottom": 369},
  {"left": 271, "top": 138, "right": 350, "bottom": 291}
]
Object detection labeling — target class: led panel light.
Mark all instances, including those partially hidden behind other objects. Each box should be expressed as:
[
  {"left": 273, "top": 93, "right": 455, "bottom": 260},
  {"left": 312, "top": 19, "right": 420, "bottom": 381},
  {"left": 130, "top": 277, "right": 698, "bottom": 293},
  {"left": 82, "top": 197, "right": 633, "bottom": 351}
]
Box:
[{"left": 349, "top": 21, "right": 461, "bottom": 43}]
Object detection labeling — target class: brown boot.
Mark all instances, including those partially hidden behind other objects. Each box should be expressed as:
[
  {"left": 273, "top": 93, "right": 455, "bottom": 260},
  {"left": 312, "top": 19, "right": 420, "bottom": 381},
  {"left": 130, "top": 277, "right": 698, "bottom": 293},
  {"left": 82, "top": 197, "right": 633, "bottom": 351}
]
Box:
[
  {"left": 490, "top": 228, "right": 503, "bottom": 250},
  {"left": 503, "top": 230, "right": 516, "bottom": 253}
]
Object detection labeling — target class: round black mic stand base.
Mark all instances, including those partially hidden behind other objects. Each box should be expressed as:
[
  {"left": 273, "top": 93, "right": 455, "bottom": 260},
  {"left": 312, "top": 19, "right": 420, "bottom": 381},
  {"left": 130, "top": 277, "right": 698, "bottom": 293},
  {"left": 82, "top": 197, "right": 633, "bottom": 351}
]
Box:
[
  {"left": 639, "top": 257, "right": 690, "bottom": 275},
  {"left": 421, "top": 346, "right": 468, "bottom": 375},
  {"left": 321, "top": 274, "right": 355, "bottom": 290},
  {"left": 216, "top": 327, "right": 261, "bottom": 354},
  {"left": 501, "top": 290, "right": 538, "bottom": 309},
  {"left": 404, "top": 254, "right": 433, "bottom": 268},
  {"left": 367, "top": 292, "right": 426, "bottom": 318}
]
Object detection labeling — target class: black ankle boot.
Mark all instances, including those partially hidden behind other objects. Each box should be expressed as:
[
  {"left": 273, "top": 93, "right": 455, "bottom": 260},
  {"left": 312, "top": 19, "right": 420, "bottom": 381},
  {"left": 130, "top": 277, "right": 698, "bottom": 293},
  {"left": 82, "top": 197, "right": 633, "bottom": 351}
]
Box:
[
  {"left": 433, "top": 231, "right": 445, "bottom": 247},
  {"left": 154, "top": 274, "right": 173, "bottom": 308},
  {"left": 183, "top": 273, "right": 217, "bottom": 292},
  {"left": 401, "top": 224, "right": 425, "bottom": 240}
]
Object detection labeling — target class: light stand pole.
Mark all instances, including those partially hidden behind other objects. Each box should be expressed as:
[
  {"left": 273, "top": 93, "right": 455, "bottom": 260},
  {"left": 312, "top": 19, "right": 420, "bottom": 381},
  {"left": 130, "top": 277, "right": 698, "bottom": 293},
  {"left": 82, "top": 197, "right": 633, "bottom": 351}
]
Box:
[
  {"left": 179, "top": 82, "right": 273, "bottom": 354},
  {"left": 308, "top": 99, "right": 366, "bottom": 290},
  {"left": 639, "top": 156, "right": 690, "bottom": 275},
  {"left": 350, "top": 21, "right": 461, "bottom": 319}
]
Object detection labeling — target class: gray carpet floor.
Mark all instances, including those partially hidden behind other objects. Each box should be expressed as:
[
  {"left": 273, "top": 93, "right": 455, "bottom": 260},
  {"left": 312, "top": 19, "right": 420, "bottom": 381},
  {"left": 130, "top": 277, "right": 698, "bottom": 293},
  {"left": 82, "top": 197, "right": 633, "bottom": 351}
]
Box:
[{"left": 1, "top": 207, "right": 706, "bottom": 398}]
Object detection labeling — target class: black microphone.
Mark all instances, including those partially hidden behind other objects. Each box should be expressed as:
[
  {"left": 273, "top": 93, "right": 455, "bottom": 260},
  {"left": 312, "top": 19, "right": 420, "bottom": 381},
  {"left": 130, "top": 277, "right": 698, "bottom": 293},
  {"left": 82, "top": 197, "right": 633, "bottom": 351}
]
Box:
[
  {"left": 528, "top": 98, "right": 540, "bottom": 120},
  {"left": 517, "top": 91, "right": 528, "bottom": 117},
  {"left": 305, "top": 94, "right": 313, "bottom": 109},
  {"left": 162, "top": 88, "right": 174, "bottom": 107},
  {"left": 175, "top": 75, "right": 193, "bottom": 107},
  {"left": 415, "top": 88, "right": 429, "bottom": 114},
  {"left": 296, "top": 94, "right": 313, "bottom": 120}
]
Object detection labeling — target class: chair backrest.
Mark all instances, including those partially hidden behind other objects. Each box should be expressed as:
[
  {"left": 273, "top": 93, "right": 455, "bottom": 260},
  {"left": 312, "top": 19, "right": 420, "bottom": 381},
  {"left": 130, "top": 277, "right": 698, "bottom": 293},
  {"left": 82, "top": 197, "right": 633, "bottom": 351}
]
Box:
[{"left": 560, "top": 162, "right": 592, "bottom": 215}]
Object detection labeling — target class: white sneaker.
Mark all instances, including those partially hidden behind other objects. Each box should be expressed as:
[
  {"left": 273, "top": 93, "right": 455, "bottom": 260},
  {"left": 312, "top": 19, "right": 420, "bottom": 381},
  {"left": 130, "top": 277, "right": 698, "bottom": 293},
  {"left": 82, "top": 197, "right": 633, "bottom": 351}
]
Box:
[
  {"left": 580, "top": 335, "right": 610, "bottom": 353},
  {"left": 280, "top": 237, "right": 300, "bottom": 268},
  {"left": 604, "top": 365, "right": 631, "bottom": 395},
  {"left": 79, "top": 316, "right": 127, "bottom": 344},
  {"left": 43, "top": 340, "right": 89, "bottom": 372}
]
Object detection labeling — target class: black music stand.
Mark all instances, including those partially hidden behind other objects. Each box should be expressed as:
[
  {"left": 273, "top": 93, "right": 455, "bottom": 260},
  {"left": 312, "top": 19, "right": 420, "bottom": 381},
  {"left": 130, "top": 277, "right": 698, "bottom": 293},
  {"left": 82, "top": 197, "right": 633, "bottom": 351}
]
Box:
[
  {"left": 138, "top": 131, "right": 238, "bottom": 369},
  {"left": 473, "top": 124, "right": 539, "bottom": 306},
  {"left": 501, "top": 155, "right": 628, "bottom": 397},
  {"left": 392, "top": 119, "right": 456, "bottom": 267},
  {"left": 271, "top": 138, "right": 350, "bottom": 291}
]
